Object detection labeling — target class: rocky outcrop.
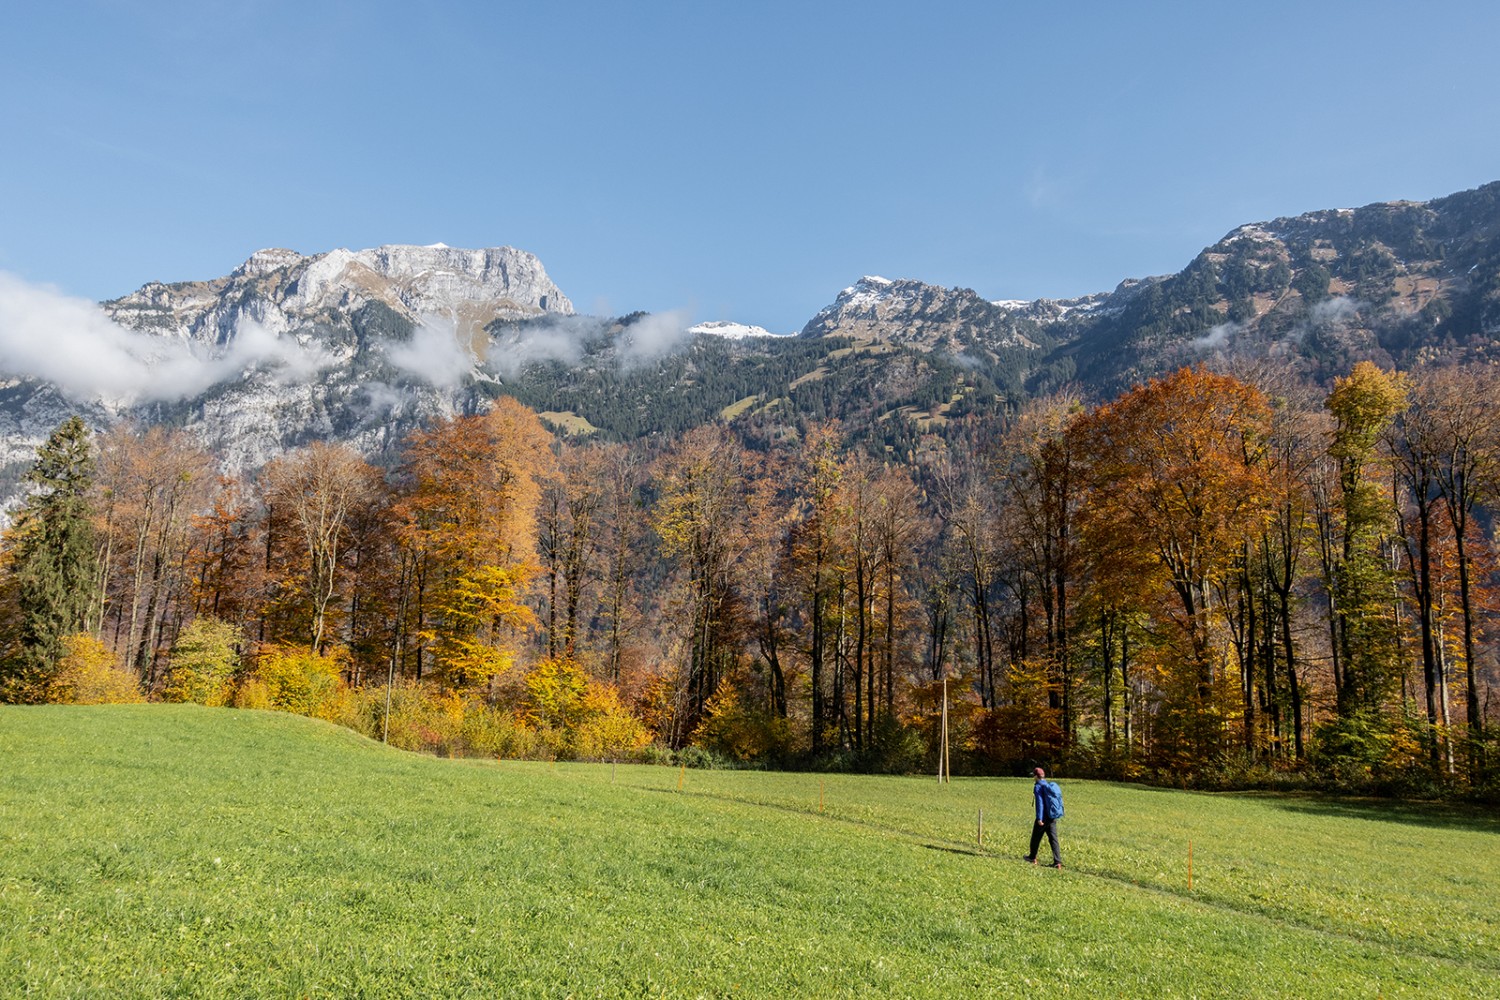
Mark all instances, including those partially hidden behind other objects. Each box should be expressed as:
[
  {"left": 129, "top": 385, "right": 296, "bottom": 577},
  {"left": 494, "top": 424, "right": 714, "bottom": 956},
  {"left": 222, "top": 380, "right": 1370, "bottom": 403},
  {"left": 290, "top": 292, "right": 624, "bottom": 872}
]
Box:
[{"left": 800, "top": 276, "right": 1087, "bottom": 354}]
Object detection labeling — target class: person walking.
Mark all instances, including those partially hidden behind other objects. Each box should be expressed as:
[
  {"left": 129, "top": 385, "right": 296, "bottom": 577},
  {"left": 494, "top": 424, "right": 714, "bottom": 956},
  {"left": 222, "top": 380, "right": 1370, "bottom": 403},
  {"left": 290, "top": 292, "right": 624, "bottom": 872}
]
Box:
[{"left": 1025, "top": 766, "right": 1063, "bottom": 868}]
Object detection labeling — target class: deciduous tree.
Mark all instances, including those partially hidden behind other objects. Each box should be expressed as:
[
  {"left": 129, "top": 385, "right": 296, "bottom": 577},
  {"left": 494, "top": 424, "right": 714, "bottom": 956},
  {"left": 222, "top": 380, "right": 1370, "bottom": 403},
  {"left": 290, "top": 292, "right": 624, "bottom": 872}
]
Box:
[{"left": 261, "top": 442, "right": 382, "bottom": 652}]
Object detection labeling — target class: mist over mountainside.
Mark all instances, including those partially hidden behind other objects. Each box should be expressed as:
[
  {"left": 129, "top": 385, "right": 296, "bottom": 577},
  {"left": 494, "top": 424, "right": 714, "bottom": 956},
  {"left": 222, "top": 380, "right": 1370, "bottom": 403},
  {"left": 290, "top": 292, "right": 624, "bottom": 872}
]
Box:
[{"left": 2, "top": 181, "right": 1500, "bottom": 507}]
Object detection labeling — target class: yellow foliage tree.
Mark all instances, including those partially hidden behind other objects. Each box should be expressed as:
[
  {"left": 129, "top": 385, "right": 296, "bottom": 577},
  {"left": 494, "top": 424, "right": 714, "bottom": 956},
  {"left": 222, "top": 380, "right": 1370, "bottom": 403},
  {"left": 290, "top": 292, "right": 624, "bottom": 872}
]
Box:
[
  {"left": 522, "top": 655, "right": 589, "bottom": 729},
  {"left": 161, "top": 615, "right": 240, "bottom": 706},
  {"left": 520, "top": 656, "right": 651, "bottom": 758},
  {"left": 422, "top": 564, "right": 537, "bottom": 689}
]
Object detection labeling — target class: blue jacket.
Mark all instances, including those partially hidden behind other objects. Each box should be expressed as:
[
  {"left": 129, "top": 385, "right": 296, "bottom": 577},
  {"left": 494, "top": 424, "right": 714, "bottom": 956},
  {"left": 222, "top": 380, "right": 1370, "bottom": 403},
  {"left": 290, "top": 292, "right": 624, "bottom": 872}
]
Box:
[{"left": 1034, "top": 779, "right": 1064, "bottom": 822}]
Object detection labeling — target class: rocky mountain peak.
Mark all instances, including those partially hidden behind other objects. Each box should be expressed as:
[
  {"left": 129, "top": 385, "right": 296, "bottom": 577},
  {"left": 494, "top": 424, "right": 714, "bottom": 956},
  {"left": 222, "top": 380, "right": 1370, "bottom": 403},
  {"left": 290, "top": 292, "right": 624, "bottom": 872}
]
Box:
[
  {"left": 231, "top": 247, "right": 305, "bottom": 278},
  {"left": 802, "top": 275, "right": 1052, "bottom": 353},
  {"left": 106, "top": 243, "right": 573, "bottom": 346}
]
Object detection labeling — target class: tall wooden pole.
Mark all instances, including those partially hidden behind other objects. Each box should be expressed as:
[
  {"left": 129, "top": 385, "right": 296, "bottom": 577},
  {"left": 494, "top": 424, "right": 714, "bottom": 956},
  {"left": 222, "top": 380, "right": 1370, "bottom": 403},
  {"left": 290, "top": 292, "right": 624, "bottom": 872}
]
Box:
[
  {"left": 382, "top": 617, "right": 397, "bottom": 744},
  {"left": 937, "top": 676, "right": 950, "bottom": 783}
]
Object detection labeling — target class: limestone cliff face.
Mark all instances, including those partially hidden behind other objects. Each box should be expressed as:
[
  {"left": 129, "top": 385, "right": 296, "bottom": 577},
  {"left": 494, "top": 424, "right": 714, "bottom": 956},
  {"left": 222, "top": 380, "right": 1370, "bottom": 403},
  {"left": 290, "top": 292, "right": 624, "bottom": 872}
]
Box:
[
  {"left": 800, "top": 181, "right": 1500, "bottom": 396},
  {"left": 107, "top": 243, "right": 573, "bottom": 347},
  {"left": 799, "top": 274, "right": 1107, "bottom": 355}
]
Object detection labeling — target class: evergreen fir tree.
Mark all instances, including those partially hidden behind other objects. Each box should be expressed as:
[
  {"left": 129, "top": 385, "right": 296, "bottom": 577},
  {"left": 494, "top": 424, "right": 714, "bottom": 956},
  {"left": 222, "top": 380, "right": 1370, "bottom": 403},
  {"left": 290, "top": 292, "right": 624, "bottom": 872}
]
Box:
[{"left": 1, "top": 416, "right": 99, "bottom": 703}]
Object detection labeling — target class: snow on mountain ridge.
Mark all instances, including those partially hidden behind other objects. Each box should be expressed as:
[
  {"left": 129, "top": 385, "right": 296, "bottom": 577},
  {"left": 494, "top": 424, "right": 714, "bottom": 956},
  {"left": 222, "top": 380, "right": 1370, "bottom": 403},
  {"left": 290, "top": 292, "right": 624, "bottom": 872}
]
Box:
[{"left": 688, "top": 320, "right": 788, "bottom": 340}]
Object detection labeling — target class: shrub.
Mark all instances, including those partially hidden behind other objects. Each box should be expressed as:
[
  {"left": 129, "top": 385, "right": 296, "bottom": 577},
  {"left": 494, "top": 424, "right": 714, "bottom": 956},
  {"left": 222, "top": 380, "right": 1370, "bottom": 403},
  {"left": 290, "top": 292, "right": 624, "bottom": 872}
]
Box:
[
  {"left": 573, "top": 682, "right": 653, "bottom": 760},
  {"left": 233, "top": 677, "right": 273, "bottom": 711},
  {"left": 249, "top": 645, "right": 347, "bottom": 718},
  {"left": 1314, "top": 710, "right": 1395, "bottom": 791},
  {"left": 858, "top": 714, "right": 928, "bottom": 774},
  {"left": 639, "top": 743, "right": 674, "bottom": 766},
  {"left": 460, "top": 705, "right": 542, "bottom": 759},
  {"left": 371, "top": 681, "right": 464, "bottom": 754},
  {"left": 50, "top": 634, "right": 142, "bottom": 705},
  {"left": 675, "top": 745, "right": 718, "bottom": 770},
  {"left": 695, "top": 684, "right": 793, "bottom": 764},
  {"left": 162, "top": 616, "right": 240, "bottom": 706}
]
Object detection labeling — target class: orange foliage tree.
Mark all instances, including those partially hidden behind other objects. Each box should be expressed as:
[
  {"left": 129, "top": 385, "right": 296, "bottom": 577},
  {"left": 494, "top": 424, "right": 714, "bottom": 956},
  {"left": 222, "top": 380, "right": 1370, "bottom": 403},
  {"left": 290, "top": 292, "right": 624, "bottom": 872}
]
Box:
[
  {"left": 1071, "top": 367, "right": 1273, "bottom": 757},
  {"left": 394, "top": 398, "right": 554, "bottom": 688}
]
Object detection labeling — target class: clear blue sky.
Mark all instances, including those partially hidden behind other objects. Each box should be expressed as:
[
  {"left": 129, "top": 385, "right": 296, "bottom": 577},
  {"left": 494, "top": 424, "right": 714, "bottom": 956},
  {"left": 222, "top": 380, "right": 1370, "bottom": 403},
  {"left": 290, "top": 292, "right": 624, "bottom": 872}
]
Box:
[{"left": 4, "top": 1, "right": 1498, "bottom": 332}]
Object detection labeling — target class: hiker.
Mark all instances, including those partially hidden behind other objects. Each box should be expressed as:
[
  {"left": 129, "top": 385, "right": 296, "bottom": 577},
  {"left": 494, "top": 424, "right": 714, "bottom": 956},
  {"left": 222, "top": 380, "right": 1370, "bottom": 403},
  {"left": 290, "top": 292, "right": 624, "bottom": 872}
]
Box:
[{"left": 1025, "top": 766, "right": 1063, "bottom": 868}]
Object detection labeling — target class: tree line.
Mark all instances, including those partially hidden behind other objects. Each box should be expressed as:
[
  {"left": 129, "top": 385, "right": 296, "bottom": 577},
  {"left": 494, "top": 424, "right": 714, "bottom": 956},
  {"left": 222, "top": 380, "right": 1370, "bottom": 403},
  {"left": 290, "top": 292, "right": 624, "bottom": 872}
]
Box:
[{"left": 3, "top": 363, "right": 1497, "bottom": 795}]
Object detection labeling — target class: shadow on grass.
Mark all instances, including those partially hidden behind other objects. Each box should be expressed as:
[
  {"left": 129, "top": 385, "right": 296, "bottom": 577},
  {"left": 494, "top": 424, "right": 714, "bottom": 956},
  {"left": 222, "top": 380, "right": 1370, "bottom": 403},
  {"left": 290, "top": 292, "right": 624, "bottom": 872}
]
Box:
[
  {"left": 922, "top": 844, "right": 987, "bottom": 858},
  {"left": 1234, "top": 792, "right": 1500, "bottom": 834}
]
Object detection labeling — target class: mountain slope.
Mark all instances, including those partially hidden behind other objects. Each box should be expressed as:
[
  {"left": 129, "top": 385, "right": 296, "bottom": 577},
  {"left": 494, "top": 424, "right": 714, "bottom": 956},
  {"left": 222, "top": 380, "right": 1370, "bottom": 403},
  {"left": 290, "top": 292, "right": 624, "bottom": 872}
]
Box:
[
  {"left": 1032, "top": 181, "right": 1500, "bottom": 393},
  {"left": 4, "top": 182, "right": 1500, "bottom": 507}
]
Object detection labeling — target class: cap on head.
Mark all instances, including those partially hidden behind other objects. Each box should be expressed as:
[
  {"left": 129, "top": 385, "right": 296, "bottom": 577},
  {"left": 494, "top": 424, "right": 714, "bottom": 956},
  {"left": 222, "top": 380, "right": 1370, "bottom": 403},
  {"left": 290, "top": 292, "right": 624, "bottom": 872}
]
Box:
[{"left": 1033, "top": 767, "right": 1046, "bottom": 778}]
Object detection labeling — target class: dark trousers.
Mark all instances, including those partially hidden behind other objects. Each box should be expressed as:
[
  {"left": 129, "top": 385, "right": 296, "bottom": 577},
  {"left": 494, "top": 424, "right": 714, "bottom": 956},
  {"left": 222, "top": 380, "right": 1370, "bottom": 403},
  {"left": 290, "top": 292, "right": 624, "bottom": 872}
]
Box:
[{"left": 1028, "top": 819, "right": 1061, "bottom": 864}]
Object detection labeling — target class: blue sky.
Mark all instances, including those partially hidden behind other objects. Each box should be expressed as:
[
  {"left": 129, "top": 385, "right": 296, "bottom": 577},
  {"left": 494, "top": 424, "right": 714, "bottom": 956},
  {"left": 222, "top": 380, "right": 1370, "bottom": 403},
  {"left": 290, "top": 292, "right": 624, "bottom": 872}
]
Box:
[{"left": 4, "top": 0, "right": 1498, "bottom": 332}]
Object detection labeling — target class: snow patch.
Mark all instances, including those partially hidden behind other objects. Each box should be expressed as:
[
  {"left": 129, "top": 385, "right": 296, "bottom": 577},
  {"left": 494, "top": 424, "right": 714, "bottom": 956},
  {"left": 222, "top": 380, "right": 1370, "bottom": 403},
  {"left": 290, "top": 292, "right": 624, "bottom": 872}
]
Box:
[{"left": 688, "top": 320, "right": 787, "bottom": 340}]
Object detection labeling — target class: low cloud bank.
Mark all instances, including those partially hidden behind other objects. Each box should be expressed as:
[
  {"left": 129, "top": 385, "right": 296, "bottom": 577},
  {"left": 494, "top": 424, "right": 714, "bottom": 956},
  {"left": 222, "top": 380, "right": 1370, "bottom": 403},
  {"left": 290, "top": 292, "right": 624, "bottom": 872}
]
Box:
[
  {"left": 0, "top": 272, "right": 334, "bottom": 402},
  {"left": 0, "top": 271, "right": 699, "bottom": 403},
  {"left": 482, "top": 309, "right": 693, "bottom": 375},
  {"left": 1192, "top": 321, "right": 1241, "bottom": 350}
]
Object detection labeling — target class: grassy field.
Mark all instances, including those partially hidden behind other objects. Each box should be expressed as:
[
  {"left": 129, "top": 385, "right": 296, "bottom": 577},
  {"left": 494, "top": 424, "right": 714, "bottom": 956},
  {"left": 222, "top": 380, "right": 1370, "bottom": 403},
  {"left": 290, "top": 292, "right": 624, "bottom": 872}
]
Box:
[{"left": 2, "top": 706, "right": 1496, "bottom": 998}]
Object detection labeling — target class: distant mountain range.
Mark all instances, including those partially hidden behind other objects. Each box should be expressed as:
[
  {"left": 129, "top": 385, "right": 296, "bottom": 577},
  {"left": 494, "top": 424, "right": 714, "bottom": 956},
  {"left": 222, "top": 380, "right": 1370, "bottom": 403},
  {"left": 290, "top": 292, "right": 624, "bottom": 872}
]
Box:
[
  {"left": 801, "top": 181, "right": 1500, "bottom": 395},
  {"left": 2, "top": 180, "right": 1499, "bottom": 506}
]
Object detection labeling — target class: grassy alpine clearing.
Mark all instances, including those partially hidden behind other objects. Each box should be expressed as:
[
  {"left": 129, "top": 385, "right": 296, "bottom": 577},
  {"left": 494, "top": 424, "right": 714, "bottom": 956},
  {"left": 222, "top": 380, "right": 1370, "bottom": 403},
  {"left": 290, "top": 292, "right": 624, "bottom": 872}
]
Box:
[{"left": 1, "top": 706, "right": 1496, "bottom": 998}]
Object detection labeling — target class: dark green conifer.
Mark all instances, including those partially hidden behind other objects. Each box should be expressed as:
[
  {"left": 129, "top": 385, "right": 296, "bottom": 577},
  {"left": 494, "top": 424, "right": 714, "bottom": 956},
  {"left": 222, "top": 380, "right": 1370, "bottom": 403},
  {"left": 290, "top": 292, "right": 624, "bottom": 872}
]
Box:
[{"left": 1, "top": 416, "right": 99, "bottom": 702}]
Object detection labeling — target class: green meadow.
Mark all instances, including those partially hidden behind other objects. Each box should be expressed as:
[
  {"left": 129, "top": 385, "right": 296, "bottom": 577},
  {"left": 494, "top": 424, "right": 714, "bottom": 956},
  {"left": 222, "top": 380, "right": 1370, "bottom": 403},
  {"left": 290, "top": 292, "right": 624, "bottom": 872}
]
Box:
[{"left": 1, "top": 706, "right": 1496, "bottom": 998}]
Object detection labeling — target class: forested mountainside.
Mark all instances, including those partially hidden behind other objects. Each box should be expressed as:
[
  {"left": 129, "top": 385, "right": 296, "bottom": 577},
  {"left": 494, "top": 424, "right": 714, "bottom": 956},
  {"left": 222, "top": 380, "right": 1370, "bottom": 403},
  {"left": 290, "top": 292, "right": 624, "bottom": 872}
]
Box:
[
  {"left": 502, "top": 180, "right": 1500, "bottom": 448},
  {"left": 1030, "top": 180, "right": 1500, "bottom": 394}
]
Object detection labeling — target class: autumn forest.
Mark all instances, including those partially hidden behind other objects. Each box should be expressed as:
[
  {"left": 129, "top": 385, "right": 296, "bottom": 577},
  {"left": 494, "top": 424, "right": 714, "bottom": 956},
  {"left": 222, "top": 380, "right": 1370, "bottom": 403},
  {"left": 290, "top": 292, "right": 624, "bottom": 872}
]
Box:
[{"left": 4, "top": 361, "right": 1499, "bottom": 796}]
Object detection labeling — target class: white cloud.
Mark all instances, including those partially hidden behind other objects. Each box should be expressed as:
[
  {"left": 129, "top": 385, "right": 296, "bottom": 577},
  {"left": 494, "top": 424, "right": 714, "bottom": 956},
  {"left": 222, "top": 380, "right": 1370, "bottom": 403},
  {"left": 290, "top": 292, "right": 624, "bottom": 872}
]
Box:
[
  {"left": 0, "top": 271, "right": 337, "bottom": 403},
  {"left": 481, "top": 310, "right": 696, "bottom": 375},
  {"left": 1286, "top": 295, "right": 1362, "bottom": 344},
  {"left": 0, "top": 271, "right": 706, "bottom": 405},
  {"left": 486, "top": 316, "right": 591, "bottom": 376},
  {"left": 384, "top": 317, "right": 474, "bottom": 387},
  {"left": 1309, "top": 295, "right": 1360, "bottom": 325},
  {"left": 1192, "top": 321, "right": 1241, "bottom": 351},
  {"left": 617, "top": 309, "right": 692, "bottom": 367},
  {"left": 0, "top": 272, "right": 164, "bottom": 400},
  {"left": 211, "top": 318, "right": 333, "bottom": 386}
]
